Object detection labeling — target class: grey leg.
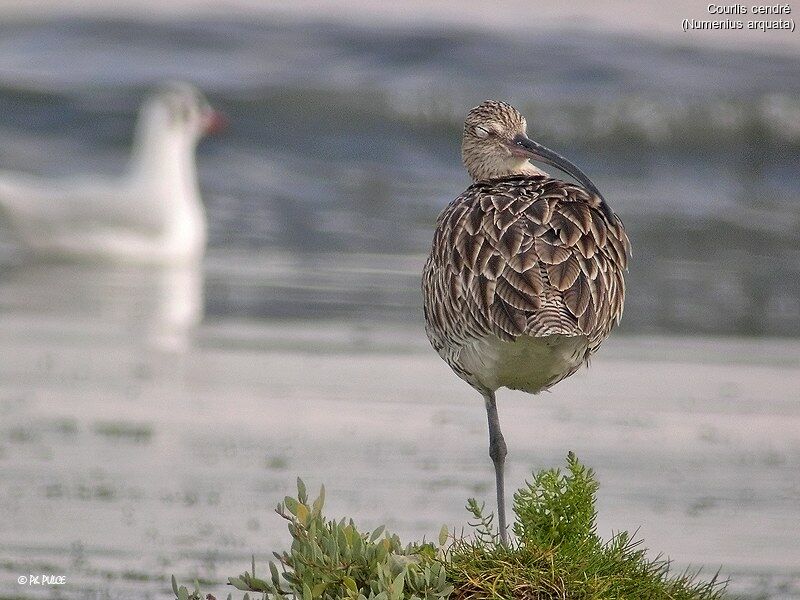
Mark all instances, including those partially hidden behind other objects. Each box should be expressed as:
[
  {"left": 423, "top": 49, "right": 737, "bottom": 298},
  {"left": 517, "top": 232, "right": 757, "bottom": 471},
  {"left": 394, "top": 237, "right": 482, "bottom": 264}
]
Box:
[{"left": 483, "top": 391, "right": 508, "bottom": 545}]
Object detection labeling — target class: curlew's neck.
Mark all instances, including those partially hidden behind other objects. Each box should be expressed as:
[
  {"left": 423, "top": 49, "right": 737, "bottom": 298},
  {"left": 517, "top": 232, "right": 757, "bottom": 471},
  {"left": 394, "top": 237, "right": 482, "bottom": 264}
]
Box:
[
  {"left": 462, "top": 135, "right": 551, "bottom": 181},
  {"left": 467, "top": 156, "right": 548, "bottom": 182}
]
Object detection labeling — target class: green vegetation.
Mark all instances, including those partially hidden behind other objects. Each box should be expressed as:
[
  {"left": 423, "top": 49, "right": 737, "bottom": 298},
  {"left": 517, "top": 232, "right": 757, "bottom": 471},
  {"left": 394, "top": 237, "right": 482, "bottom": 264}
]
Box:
[{"left": 172, "top": 453, "right": 725, "bottom": 600}]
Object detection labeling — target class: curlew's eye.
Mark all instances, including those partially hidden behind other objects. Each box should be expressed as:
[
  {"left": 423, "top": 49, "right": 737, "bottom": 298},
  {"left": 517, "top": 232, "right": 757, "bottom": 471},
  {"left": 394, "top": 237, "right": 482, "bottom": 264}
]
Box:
[{"left": 474, "top": 125, "right": 490, "bottom": 139}]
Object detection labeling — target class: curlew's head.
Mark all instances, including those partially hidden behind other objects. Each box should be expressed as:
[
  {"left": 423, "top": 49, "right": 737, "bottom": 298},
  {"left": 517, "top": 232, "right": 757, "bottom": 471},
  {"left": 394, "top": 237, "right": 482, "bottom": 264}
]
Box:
[{"left": 461, "top": 100, "right": 603, "bottom": 199}]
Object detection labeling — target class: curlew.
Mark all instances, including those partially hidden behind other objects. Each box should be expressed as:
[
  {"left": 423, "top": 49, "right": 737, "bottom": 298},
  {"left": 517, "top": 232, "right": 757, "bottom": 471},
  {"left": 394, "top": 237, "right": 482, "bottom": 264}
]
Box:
[{"left": 422, "top": 101, "right": 630, "bottom": 544}]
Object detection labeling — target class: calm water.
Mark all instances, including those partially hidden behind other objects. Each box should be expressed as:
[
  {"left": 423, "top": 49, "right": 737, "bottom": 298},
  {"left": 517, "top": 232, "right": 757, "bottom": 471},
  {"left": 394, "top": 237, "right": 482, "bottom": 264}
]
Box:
[
  {"left": 0, "top": 17, "right": 799, "bottom": 334},
  {"left": 0, "top": 13, "right": 799, "bottom": 600}
]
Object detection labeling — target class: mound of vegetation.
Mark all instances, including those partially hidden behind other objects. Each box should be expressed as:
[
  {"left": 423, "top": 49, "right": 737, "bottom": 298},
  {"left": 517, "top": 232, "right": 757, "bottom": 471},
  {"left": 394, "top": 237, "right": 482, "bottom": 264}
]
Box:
[{"left": 173, "top": 453, "right": 725, "bottom": 600}]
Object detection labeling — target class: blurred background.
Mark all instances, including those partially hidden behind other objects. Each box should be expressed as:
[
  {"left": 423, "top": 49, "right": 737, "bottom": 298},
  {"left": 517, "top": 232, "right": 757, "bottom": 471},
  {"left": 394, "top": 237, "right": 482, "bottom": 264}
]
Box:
[{"left": 0, "top": 2, "right": 798, "bottom": 599}]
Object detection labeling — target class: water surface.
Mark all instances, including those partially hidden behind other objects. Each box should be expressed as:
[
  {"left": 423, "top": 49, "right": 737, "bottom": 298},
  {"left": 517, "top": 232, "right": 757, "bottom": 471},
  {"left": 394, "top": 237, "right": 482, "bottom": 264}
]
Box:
[
  {"left": 0, "top": 271, "right": 798, "bottom": 598},
  {"left": 0, "top": 17, "right": 799, "bottom": 334}
]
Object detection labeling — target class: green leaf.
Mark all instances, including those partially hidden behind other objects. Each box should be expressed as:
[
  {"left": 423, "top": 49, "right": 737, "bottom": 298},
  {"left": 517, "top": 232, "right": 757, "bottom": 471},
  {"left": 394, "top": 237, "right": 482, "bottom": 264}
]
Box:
[
  {"left": 370, "top": 525, "right": 385, "bottom": 541},
  {"left": 248, "top": 577, "right": 271, "bottom": 592},
  {"left": 269, "top": 560, "right": 280, "bottom": 585},
  {"left": 297, "top": 477, "right": 307, "bottom": 503},
  {"left": 302, "top": 582, "right": 313, "bottom": 600},
  {"left": 312, "top": 484, "right": 326, "bottom": 516},
  {"left": 284, "top": 496, "right": 299, "bottom": 516},
  {"left": 343, "top": 576, "right": 358, "bottom": 593},
  {"left": 391, "top": 571, "right": 405, "bottom": 598},
  {"left": 228, "top": 577, "right": 250, "bottom": 591},
  {"left": 438, "top": 525, "right": 448, "bottom": 547},
  {"left": 312, "top": 582, "right": 328, "bottom": 597},
  {"left": 171, "top": 575, "right": 179, "bottom": 597},
  {"left": 296, "top": 502, "right": 310, "bottom": 525}
]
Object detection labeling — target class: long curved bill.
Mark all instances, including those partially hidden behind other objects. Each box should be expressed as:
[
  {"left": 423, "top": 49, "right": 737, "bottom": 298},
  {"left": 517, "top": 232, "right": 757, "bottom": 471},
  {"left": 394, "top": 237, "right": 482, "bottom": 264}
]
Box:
[{"left": 511, "top": 134, "right": 604, "bottom": 201}]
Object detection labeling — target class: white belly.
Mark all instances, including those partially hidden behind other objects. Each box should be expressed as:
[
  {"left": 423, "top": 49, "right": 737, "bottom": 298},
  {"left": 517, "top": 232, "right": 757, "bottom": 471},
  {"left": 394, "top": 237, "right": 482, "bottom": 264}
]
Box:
[{"left": 458, "top": 334, "right": 590, "bottom": 394}]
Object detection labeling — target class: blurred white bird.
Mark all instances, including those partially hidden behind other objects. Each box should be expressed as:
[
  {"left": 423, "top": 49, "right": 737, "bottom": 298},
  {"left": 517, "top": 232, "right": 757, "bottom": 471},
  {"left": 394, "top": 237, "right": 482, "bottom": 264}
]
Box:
[{"left": 0, "top": 82, "right": 226, "bottom": 264}]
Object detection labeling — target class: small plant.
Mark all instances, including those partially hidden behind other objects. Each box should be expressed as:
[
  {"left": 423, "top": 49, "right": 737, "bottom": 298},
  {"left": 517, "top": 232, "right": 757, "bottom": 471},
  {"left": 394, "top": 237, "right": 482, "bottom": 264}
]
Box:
[
  {"left": 173, "top": 454, "right": 726, "bottom": 600},
  {"left": 172, "top": 479, "right": 452, "bottom": 600},
  {"left": 446, "top": 452, "right": 725, "bottom": 599},
  {"left": 513, "top": 451, "right": 599, "bottom": 549}
]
